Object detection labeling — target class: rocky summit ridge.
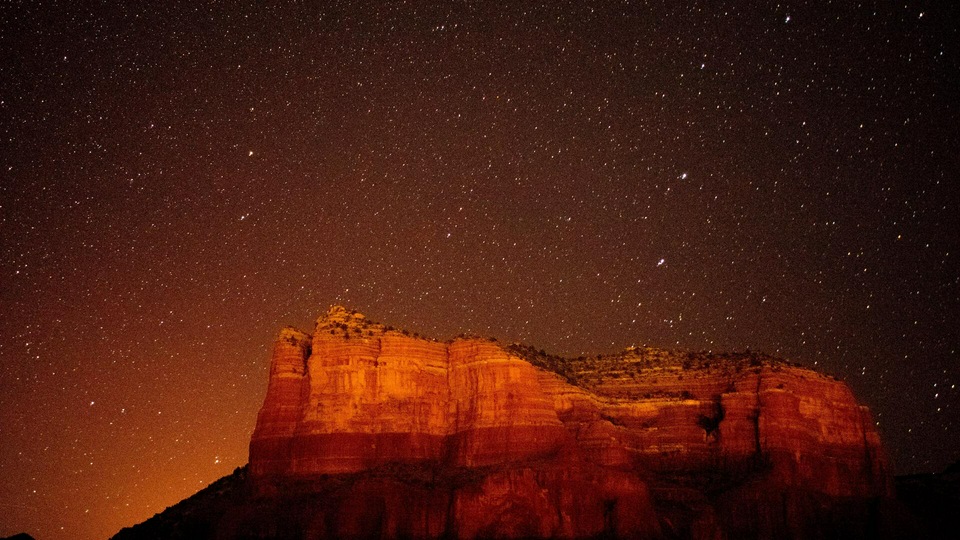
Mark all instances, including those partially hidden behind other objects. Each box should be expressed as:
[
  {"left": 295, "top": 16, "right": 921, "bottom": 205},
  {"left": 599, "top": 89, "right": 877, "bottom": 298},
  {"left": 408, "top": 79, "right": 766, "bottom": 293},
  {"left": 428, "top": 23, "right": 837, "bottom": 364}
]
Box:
[{"left": 116, "top": 306, "right": 896, "bottom": 539}]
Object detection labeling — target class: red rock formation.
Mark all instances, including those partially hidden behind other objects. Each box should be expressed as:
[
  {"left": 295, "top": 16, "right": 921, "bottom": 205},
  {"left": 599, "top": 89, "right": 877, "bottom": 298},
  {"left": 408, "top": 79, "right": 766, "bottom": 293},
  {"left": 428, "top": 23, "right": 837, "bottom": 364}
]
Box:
[{"left": 244, "top": 306, "right": 893, "bottom": 539}]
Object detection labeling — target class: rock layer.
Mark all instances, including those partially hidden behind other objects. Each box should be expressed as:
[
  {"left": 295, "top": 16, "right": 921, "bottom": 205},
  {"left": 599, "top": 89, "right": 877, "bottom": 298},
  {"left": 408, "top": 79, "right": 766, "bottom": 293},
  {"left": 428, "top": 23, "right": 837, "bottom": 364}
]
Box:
[{"left": 243, "top": 306, "right": 893, "bottom": 539}]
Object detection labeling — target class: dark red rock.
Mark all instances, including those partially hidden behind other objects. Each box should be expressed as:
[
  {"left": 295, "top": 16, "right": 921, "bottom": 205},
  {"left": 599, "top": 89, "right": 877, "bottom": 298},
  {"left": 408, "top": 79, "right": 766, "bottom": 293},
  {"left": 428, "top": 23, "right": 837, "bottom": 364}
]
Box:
[
  {"left": 118, "top": 306, "right": 897, "bottom": 539},
  {"left": 241, "top": 307, "right": 894, "bottom": 538}
]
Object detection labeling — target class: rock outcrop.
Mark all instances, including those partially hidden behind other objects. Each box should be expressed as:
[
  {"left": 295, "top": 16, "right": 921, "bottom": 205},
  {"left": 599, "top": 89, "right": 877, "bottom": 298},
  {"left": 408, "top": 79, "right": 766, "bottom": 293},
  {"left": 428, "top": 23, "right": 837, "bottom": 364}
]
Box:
[
  {"left": 251, "top": 307, "right": 568, "bottom": 477},
  {"left": 239, "top": 306, "right": 893, "bottom": 538},
  {"left": 114, "top": 306, "right": 895, "bottom": 539}
]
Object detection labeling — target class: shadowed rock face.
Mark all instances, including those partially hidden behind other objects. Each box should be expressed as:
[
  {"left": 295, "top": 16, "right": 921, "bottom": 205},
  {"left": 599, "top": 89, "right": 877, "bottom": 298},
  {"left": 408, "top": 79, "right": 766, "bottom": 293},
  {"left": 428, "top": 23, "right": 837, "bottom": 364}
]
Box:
[{"left": 239, "top": 306, "right": 893, "bottom": 539}]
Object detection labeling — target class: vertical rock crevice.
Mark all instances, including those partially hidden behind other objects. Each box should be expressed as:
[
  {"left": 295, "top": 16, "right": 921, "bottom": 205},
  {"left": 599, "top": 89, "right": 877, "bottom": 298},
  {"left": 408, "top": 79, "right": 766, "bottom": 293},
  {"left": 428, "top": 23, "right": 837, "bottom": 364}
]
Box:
[{"left": 753, "top": 370, "right": 764, "bottom": 460}]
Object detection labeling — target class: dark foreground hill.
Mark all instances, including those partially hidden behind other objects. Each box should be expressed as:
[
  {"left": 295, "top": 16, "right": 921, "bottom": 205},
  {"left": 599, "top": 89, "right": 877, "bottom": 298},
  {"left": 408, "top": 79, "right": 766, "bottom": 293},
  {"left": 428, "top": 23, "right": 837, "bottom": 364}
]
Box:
[
  {"left": 893, "top": 460, "right": 960, "bottom": 539},
  {"left": 112, "top": 461, "right": 960, "bottom": 539}
]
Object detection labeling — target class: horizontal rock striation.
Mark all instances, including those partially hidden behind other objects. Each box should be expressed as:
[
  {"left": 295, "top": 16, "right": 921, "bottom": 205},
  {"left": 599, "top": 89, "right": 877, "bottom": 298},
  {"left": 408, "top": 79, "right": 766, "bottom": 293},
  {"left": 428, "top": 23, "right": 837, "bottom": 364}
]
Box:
[{"left": 241, "top": 306, "right": 892, "bottom": 539}]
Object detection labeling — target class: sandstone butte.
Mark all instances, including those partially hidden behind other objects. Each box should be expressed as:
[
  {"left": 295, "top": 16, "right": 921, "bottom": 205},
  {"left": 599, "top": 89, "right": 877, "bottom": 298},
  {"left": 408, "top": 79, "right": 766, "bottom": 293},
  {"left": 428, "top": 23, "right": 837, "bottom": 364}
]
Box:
[
  {"left": 119, "top": 305, "right": 897, "bottom": 539},
  {"left": 237, "top": 305, "right": 895, "bottom": 539}
]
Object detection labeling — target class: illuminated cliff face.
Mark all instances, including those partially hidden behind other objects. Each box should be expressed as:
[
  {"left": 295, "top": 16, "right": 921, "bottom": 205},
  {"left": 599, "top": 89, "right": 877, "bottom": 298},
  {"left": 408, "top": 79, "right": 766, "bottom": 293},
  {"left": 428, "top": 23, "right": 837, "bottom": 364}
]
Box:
[{"left": 244, "top": 306, "right": 892, "bottom": 539}]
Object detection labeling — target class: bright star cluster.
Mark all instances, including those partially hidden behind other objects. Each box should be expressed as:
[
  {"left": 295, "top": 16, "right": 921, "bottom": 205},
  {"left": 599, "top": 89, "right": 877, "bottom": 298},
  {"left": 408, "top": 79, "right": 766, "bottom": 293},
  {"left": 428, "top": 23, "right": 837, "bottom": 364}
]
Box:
[{"left": 1, "top": 2, "right": 957, "bottom": 539}]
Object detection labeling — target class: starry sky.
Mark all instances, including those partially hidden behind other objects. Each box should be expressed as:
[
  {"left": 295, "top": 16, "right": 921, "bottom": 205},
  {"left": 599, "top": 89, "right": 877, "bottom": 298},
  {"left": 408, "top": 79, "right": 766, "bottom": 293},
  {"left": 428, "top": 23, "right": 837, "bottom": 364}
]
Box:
[{"left": 1, "top": 1, "right": 958, "bottom": 538}]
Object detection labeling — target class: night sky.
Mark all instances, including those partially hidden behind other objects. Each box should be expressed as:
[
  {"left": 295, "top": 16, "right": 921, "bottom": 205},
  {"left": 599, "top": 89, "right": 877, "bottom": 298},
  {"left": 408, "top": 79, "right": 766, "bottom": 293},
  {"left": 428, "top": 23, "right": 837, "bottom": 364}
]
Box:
[{"left": 2, "top": 2, "right": 958, "bottom": 539}]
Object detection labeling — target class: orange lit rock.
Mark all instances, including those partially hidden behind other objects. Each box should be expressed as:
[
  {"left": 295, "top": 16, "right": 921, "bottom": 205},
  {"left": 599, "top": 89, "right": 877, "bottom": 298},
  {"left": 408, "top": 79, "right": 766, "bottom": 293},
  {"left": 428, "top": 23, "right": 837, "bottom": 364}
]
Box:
[
  {"left": 252, "top": 308, "right": 570, "bottom": 477},
  {"left": 242, "top": 307, "right": 893, "bottom": 539}
]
